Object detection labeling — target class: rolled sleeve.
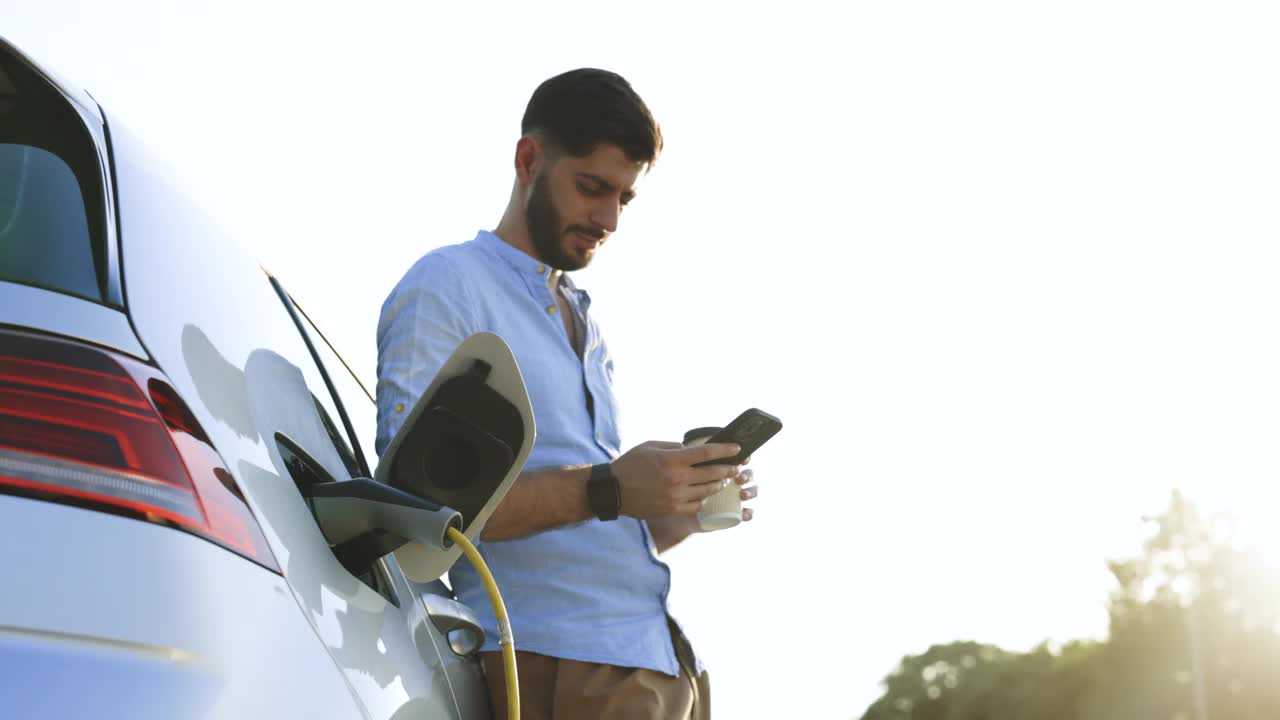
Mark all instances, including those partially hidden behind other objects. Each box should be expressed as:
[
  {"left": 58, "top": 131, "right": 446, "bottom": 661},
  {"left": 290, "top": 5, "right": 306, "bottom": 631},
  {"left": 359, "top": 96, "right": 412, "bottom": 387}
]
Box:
[{"left": 374, "top": 254, "right": 477, "bottom": 457}]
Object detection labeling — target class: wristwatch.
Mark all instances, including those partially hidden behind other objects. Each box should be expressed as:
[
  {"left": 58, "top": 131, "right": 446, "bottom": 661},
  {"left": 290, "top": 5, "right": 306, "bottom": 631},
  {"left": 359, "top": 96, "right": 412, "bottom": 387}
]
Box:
[{"left": 587, "top": 463, "right": 621, "bottom": 521}]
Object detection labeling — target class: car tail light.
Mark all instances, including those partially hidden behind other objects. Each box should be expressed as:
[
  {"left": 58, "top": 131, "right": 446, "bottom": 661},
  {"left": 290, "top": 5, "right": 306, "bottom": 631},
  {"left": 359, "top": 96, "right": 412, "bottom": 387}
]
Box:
[{"left": 0, "top": 330, "right": 279, "bottom": 572}]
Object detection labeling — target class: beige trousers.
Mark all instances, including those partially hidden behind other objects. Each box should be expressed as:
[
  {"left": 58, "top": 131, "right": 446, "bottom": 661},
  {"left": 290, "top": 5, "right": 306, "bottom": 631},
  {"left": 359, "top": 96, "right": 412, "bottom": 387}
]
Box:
[{"left": 481, "top": 620, "right": 710, "bottom": 720}]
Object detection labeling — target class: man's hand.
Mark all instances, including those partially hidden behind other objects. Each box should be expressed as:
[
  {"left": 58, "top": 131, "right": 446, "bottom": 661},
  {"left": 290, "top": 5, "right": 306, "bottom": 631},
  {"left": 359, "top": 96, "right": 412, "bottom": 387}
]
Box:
[
  {"left": 610, "top": 440, "right": 743, "bottom": 519},
  {"left": 648, "top": 466, "right": 760, "bottom": 552}
]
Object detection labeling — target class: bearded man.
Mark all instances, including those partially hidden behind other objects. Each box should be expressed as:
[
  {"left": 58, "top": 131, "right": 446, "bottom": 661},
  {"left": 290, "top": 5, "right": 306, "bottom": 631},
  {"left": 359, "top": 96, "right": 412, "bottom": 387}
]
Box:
[{"left": 376, "top": 68, "right": 759, "bottom": 720}]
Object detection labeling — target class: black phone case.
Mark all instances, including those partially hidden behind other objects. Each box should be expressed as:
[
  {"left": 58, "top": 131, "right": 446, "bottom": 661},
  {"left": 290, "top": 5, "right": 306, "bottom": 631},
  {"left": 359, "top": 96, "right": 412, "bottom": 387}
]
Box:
[{"left": 692, "top": 408, "right": 782, "bottom": 467}]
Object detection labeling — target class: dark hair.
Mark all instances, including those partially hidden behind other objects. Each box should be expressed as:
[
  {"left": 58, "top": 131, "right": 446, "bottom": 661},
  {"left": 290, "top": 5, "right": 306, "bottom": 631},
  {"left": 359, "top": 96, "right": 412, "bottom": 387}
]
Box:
[{"left": 521, "top": 68, "right": 662, "bottom": 167}]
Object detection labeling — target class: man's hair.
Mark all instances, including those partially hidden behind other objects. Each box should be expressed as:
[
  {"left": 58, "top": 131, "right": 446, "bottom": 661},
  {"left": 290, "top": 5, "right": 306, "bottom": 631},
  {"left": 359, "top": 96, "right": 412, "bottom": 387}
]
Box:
[{"left": 521, "top": 68, "right": 662, "bottom": 168}]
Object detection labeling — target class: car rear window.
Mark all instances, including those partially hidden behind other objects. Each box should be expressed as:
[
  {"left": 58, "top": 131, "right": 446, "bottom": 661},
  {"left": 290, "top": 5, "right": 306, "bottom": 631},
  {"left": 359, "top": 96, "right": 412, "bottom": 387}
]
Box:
[{"left": 0, "top": 48, "right": 107, "bottom": 302}]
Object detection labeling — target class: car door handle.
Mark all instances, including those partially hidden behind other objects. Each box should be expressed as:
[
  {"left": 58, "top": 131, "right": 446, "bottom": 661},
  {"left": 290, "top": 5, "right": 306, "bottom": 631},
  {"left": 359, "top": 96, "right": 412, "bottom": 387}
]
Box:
[{"left": 420, "top": 593, "right": 485, "bottom": 656}]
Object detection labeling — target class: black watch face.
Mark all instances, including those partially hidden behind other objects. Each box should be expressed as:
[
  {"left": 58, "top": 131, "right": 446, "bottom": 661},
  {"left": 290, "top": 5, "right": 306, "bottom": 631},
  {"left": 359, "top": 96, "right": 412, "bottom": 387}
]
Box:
[{"left": 589, "top": 464, "right": 620, "bottom": 520}]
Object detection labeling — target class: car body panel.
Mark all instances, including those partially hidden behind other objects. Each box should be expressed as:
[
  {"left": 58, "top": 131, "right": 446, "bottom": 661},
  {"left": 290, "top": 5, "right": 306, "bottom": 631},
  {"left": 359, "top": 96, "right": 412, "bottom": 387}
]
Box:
[
  {"left": 110, "top": 121, "right": 483, "bottom": 719},
  {"left": 0, "top": 495, "right": 366, "bottom": 719},
  {"left": 2, "top": 32, "right": 499, "bottom": 719},
  {"left": 0, "top": 281, "right": 147, "bottom": 359},
  {"left": 413, "top": 579, "right": 493, "bottom": 717}
]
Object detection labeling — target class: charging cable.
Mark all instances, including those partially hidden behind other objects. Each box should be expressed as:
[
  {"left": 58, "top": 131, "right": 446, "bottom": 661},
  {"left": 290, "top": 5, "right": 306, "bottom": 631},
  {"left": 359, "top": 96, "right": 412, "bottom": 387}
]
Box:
[{"left": 447, "top": 526, "right": 518, "bottom": 720}]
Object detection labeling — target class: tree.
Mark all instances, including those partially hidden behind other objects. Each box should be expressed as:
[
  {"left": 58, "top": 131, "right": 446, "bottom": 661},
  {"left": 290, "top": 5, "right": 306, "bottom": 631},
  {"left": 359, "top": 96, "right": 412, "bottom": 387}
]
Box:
[
  {"left": 858, "top": 492, "right": 1280, "bottom": 720},
  {"left": 1100, "top": 491, "right": 1280, "bottom": 720},
  {"left": 858, "top": 640, "right": 1103, "bottom": 720}
]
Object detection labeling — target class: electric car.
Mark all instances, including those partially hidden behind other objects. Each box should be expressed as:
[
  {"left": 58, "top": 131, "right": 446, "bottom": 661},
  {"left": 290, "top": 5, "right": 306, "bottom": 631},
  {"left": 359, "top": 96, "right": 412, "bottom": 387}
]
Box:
[{"left": 0, "top": 35, "right": 527, "bottom": 719}]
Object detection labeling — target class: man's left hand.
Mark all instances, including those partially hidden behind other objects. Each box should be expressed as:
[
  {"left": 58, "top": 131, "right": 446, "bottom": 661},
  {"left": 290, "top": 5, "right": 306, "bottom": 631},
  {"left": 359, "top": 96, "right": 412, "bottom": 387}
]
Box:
[{"left": 649, "top": 467, "right": 760, "bottom": 553}]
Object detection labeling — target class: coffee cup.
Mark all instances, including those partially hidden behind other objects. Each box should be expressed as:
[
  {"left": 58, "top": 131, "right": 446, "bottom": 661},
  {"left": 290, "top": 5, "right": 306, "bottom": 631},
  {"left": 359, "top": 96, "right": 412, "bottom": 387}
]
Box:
[{"left": 683, "top": 426, "right": 742, "bottom": 532}]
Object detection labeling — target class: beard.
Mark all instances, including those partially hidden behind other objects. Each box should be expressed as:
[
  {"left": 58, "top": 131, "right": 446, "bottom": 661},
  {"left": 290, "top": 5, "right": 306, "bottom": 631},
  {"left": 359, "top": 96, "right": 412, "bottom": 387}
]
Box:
[{"left": 526, "top": 172, "right": 596, "bottom": 272}]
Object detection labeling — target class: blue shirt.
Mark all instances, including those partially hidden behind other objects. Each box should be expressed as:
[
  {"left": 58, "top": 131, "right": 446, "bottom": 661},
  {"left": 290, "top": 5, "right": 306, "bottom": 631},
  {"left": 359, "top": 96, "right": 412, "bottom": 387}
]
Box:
[{"left": 375, "top": 230, "right": 687, "bottom": 675}]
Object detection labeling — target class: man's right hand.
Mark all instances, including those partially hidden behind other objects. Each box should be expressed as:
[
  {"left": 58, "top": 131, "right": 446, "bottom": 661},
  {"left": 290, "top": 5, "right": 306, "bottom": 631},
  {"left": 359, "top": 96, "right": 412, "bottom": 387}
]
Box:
[{"left": 610, "top": 441, "right": 744, "bottom": 519}]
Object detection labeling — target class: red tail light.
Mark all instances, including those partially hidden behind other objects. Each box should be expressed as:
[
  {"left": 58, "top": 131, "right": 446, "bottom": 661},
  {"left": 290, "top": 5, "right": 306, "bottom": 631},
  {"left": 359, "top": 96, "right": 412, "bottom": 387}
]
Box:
[{"left": 0, "top": 330, "right": 279, "bottom": 572}]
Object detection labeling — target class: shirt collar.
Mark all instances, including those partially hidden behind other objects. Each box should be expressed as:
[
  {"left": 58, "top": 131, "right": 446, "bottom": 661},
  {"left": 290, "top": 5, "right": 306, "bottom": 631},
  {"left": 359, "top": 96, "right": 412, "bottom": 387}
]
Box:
[
  {"left": 473, "top": 230, "right": 589, "bottom": 306},
  {"left": 474, "top": 230, "right": 547, "bottom": 277}
]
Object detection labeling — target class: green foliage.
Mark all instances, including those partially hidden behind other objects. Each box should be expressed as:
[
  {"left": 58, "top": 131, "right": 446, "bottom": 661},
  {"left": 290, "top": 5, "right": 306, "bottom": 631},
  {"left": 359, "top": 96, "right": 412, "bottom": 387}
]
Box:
[{"left": 859, "top": 492, "right": 1280, "bottom": 720}]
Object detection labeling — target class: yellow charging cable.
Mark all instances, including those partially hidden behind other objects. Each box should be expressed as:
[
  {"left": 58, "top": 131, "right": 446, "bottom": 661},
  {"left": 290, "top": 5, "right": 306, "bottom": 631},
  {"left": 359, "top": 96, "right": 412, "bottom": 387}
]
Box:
[{"left": 447, "top": 526, "right": 518, "bottom": 720}]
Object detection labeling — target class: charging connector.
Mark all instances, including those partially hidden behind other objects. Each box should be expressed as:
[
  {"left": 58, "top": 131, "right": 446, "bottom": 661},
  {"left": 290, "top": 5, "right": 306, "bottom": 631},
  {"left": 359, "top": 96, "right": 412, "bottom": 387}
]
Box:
[{"left": 306, "top": 478, "right": 463, "bottom": 560}]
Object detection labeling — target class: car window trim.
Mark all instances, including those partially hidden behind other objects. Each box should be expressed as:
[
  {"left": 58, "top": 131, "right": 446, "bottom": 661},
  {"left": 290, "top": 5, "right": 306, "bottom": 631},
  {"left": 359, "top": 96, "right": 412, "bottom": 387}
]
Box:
[
  {"left": 2, "top": 37, "right": 124, "bottom": 306},
  {"left": 265, "top": 271, "right": 372, "bottom": 478},
  {"left": 287, "top": 293, "right": 375, "bottom": 406}
]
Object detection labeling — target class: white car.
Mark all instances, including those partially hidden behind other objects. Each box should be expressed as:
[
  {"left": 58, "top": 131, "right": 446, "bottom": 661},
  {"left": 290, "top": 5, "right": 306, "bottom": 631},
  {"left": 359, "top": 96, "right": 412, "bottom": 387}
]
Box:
[{"left": 0, "top": 34, "right": 530, "bottom": 719}]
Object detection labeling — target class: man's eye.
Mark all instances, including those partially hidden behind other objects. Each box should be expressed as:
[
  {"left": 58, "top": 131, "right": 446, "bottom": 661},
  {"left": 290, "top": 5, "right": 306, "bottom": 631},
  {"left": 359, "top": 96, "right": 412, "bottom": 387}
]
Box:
[{"left": 578, "top": 182, "right": 601, "bottom": 195}]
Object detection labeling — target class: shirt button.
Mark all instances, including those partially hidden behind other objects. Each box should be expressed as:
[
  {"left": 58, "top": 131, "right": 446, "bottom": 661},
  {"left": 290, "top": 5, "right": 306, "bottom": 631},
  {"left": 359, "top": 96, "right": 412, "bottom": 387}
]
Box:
[
  {"left": 546, "top": 304, "right": 558, "bottom": 315},
  {"left": 394, "top": 402, "right": 405, "bottom": 413},
  {"left": 536, "top": 265, "right": 546, "bottom": 274}
]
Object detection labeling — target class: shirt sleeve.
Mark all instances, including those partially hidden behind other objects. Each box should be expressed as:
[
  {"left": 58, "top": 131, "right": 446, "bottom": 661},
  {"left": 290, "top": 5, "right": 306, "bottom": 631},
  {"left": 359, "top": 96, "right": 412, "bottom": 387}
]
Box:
[{"left": 374, "top": 254, "right": 479, "bottom": 457}]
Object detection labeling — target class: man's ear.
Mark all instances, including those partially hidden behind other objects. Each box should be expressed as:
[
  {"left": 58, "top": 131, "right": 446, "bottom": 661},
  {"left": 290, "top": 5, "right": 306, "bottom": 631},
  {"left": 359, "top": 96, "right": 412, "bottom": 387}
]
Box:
[{"left": 514, "top": 135, "right": 540, "bottom": 185}]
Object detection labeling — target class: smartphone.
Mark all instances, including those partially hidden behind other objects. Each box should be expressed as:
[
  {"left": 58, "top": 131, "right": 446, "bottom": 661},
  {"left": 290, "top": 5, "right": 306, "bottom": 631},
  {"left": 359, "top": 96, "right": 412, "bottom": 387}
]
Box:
[{"left": 692, "top": 408, "right": 782, "bottom": 467}]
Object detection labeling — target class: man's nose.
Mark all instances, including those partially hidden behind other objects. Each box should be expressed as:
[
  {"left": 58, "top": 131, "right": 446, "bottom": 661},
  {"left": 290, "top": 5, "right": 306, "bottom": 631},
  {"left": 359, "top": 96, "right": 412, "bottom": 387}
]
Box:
[{"left": 590, "top": 200, "right": 621, "bottom": 234}]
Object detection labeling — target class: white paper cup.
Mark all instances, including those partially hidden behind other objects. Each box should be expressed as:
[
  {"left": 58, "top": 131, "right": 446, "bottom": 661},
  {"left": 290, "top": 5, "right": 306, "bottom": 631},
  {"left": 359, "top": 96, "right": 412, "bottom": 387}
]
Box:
[{"left": 683, "top": 426, "right": 742, "bottom": 532}]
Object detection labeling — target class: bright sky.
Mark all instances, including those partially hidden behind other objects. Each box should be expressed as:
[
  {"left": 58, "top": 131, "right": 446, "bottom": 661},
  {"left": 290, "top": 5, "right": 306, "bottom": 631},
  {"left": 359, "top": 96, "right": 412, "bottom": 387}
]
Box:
[{"left": 7, "top": 1, "right": 1279, "bottom": 717}]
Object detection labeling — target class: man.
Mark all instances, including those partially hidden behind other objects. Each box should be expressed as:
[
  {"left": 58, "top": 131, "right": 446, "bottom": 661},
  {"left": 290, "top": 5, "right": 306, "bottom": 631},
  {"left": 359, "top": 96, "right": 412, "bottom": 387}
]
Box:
[{"left": 375, "top": 68, "right": 758, "bottom": 719}]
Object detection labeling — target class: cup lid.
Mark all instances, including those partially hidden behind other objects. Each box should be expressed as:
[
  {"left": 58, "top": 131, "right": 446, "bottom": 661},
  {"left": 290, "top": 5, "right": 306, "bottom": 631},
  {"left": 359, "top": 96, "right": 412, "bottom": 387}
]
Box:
[{"left": 683, "top": 426, "right": 722, "bottom": 444}]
